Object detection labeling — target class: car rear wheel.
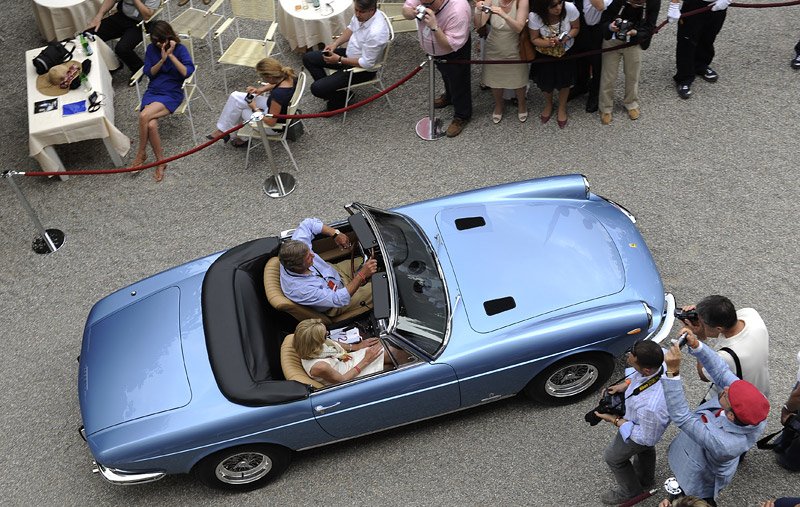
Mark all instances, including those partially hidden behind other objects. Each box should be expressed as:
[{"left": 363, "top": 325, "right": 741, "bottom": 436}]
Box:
[
  {"left": 193, "top": 444, "right": 291, "bottom": 491},
  {"left": 523, "top": 353, "right": 614, "bottom": 405}
]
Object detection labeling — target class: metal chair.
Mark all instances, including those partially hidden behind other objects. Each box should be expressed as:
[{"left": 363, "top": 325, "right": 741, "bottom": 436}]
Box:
[
  {"left": 166, "top": 0, "right": 226, "bottom": 69},
  {"left": 130, "top": 33, "right": 212, "bottom": 144},
  {"left": 214, "top": 0, "right": 280, "bottom": 94},
  {"left": 325, "top": 10, "right": 394, "bottom": 124},
  {"left": 377, "top": 2, "right": 418, "bottom": 34},
  {"left": 237, "top": 71, "right": 307, "bottom": 172}
]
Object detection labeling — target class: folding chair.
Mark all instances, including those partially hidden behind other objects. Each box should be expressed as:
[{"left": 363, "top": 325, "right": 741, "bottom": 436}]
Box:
[
  {"left": 325, "top": 10, "right": 394, "bottom": 124},
  {"left": 238, "top": 71, "right": 307, "bottom": 172},
  {"left": 377, "top": 2, "right": 418, "bottom": 34},
  {"left": 214, "top": 0, "right": 279, "bottom": 94},
  {"left": 166, "top": 0, "right": 226, "bottom": 69},
  {"left": 130, "top": 33, "right": 212, "bottom": 144}
]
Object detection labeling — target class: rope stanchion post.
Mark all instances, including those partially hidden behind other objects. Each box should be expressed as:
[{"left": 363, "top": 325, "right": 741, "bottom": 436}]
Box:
[
  {"left": 415, "top": 55, "right": 444, "bottom": 141},
  {"left": 251, "top": 113, "right": 297, "bottom": 199},
  {"left": 3, "top": 171, "right": 65, "bottom": 254}
]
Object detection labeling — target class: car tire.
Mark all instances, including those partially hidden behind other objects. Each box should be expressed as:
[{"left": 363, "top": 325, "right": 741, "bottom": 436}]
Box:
[
  {"left": 193, "top": 444, "right": 291, "bottom": 491},
  {"left": 523, "top": 353, "right": 614, "bottom": 405}
]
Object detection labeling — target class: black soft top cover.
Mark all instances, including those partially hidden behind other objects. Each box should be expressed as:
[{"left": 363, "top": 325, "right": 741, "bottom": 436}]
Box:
[{"left": 202, "top": 237, "right": 309, "bottom": 406}]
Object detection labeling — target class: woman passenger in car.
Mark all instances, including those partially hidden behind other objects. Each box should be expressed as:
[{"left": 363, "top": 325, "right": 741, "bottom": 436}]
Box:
[{"left": 294, "top": 319, "right": 385, "bottom": 385}]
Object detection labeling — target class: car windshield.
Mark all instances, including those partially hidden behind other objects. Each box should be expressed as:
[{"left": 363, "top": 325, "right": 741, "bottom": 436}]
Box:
[{"left": 366, "top": 207, "right": 448, "bottom": 356}]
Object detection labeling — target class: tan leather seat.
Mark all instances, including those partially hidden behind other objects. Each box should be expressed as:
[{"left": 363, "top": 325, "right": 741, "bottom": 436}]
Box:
[
  {"left": 263, "top": 256, "right": 371, "bottom": 325},
  {"left": 281, "top": 334, "right": 323, "bottom": 389}
]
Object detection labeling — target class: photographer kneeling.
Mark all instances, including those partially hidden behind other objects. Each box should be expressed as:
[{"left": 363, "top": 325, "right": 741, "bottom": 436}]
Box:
[{"left": 592, "top": 340, "right": 670, "bottom": 505}]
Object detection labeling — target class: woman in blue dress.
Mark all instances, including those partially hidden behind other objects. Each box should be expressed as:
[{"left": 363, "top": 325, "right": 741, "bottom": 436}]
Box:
[{"left": 133, "top": 20, "right": 195, "bottom": 182}]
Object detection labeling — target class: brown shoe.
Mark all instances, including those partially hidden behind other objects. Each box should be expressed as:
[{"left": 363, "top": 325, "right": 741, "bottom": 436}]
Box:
[
  {"left": 600, "top": 113, "right": 612, "bottom": 125},
  {"left": 627, "top": 108, "right": 640, "bottom": 120},
  {"left": 178, "top": 0, "right": 189, "bottom": 5},
  {"left": 445, "top": 117, "right": 468, "bottom": 138},
  {"left": 434, "top": 95, "right": 451, "bottom": 109}
]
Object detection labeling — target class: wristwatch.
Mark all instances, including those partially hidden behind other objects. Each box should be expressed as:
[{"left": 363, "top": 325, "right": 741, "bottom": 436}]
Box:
[
  {"left": 666, "top": 370, "right": 679, "bottom": 378},
  {"left": 333, "top": 229, "right": 342, "bottom": 238}
]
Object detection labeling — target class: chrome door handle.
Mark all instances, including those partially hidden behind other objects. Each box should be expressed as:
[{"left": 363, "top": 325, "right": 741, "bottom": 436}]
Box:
[{"left": 314, "top": 402, "right": 341, "bottom": 413}]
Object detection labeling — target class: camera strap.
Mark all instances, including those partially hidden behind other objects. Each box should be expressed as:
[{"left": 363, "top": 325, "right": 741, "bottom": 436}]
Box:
[{"left": 628, "top": 367, "right": 662, "bottom": 397}]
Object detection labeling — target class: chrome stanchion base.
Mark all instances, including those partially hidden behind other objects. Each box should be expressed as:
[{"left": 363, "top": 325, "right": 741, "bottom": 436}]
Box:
[
  {"left": 415, "top": 117, "right": 444, "bottom": 141},
  {"left": 263, "top": 173, "right": 297, "bottom": 198},
  {"left": 32, "top": 229, "right": 65, "bottom": 254}
]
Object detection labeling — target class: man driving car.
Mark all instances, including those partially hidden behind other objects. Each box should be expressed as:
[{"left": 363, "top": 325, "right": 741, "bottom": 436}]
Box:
[{"left": 279, "top": 218, "right": 378, "bottom": 316}]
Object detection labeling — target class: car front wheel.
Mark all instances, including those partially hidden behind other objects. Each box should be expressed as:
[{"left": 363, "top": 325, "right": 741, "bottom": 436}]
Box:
[
  {"left": 523, "top": 353, "right": 614, "bottom": 405},
  {"left": 194, "top": 444, "right": 291, "bottom": 491}
]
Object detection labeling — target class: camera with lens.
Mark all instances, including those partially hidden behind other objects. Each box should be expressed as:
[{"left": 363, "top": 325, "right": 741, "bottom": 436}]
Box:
[
  {"left": 480, "top": 5, "right": 492, "bottom": 13},
  {"left": 415, "top": 4, "right": 427, "bottom": 20},
  {"left": 245, "top": 93, "right": 255, "bottom": 104},
  {"left": 585, "top": 390, "right": 626, "bottom": 426},
  {"left": 674, "top": 308, "right": 698, "bottom": 322},
  {"left": 613, "top": 18, "right": 633, "bottom": 42}
]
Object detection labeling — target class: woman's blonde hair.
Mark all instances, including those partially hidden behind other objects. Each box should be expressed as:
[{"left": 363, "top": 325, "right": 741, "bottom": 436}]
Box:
[
  {"left": 293, "top": 319, "right": 327, "bottom": 359},
  {"left": 256, "top": 58, "right": 296, "bottom": 82}
]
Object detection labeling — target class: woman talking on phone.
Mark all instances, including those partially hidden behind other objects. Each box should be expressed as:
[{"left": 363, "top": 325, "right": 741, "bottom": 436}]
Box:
[{"left": 133, "top": 20, "right": 194, "bottom": 182}]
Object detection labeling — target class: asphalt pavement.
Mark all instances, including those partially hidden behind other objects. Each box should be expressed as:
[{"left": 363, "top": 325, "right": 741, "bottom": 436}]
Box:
[{"left": 0, "top": 1, "right": 798, "bottom": 505}]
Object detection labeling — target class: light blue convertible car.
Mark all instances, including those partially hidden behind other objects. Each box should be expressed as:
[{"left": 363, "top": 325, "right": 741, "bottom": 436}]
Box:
[{"left": 78, "top": 175, "right": 675, "bottom": 491}]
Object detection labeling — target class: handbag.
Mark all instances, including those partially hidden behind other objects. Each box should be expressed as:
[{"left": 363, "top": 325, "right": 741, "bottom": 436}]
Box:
[
  {"left": 33, "top": 39, "right": 76, "bottom": 75},
  {"left": 519, "top": 29, "right": 536, "bottom": 61},
  {"left": 516, "top": 0, "right": 535, "bottom": 61},
  {"left": 285, "top": 109, "right": 304, "bottom": 142},
  {"left": 534, "top": 20, "right": 566, "bottom": 58}
]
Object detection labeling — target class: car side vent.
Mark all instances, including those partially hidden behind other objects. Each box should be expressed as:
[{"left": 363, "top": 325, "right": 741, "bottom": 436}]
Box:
[
  {"left": 484, "top": 296, "right": 516, "bottom": 316},
  {"left": 455, "top": 216, "right": 486, "bottom": 231}
]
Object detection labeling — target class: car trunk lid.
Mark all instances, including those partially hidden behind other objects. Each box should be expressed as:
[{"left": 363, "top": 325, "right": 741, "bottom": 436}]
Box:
[{"left": 79, "top": 286, "right": 191, "bottom": 435}]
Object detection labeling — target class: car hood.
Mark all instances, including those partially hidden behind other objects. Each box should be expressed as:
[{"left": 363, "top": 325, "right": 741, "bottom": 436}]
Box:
[
  {"left": 79, "top": 286, "right": 191, "bottom": 435},
  {"left": 434, "top": 202, "right": 625, "bottom": 333}
]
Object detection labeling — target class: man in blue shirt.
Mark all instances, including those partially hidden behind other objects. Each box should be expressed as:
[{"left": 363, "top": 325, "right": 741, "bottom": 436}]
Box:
[
  {"left": 595, "top": 340, "right": 670, "bottom": 505},
  {"left": 661, "top": 328, "right": 770, "bottom": 506},
  {"left": 279, "top": 218, "right": 378, "bottom": 315}
]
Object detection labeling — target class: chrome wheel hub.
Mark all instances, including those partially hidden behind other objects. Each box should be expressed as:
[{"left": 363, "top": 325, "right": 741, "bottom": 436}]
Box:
[
  {"left": 544, "top": 363, "right": 599, "bottom": 398},
  {"left": 215, "top": 451, "right": 273, "bottom": 485}
]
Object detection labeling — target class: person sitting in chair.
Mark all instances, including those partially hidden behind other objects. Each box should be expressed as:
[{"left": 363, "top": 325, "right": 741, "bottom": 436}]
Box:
[
  {"left": 294, "top": 319, "right": 385, "bottom": 385},
  {"left": 302, "top": 0, "right": 390, "bottom": 111},
  {"left": 87, "top": 0, "right": 161, "bottom": 74},
  {"left": 279, "top": 218, "right": 378, "bottom": 316}
]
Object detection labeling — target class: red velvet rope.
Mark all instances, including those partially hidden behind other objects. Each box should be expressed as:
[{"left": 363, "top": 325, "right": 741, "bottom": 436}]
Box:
[{"left": 20, "top": 64, "right": 425, "bottom": 177}]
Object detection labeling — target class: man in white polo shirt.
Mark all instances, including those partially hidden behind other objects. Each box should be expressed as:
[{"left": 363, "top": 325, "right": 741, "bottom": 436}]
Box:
[{"left": 303, "top": 0, "right": 390, "bottom": 111}]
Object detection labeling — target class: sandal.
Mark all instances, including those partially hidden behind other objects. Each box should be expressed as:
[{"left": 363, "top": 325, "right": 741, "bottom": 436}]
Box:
[
  {"left": 230, "top": 138, "right": 248, "bottom": 148},
  {"left": 154, "top": 163, "right": 166, "bottom": 182},
  {"left": 492, "top": 112, "right": 503, "bottom": 124}
]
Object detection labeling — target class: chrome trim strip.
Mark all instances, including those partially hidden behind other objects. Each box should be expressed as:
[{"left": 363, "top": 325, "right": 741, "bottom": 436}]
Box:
[
  {"left": 93, "top": 462, "right": 165, "bottom": 485},
  {"left": 297, "top": 393, "right": 517, "bottom": 451},
  {"left": 646, "top": 293, "right": 675, "bottom": 343},
  {"left": 581, "top": 174, "right": 591, "bottom": 199}
]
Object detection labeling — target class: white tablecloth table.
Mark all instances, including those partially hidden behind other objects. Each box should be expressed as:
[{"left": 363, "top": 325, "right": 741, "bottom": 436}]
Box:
[
  {"left": 31, "top": 0, "right": 103, "bottom": 42},
  {"left": 275, "top": 0, "right": 354, "bottom": 51},
  {"left": 26, "top": 38, "right": 130, "bottom": 178}
]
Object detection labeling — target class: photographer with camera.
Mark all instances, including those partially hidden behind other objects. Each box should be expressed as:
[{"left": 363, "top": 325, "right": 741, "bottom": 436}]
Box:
[
  {"left": 662, "top": 328, "right": 770, "bottom": 506},
  {"left": 302, "top": 0, "right": 390, "bottom": 112},
  {"left": 590, "top": 340, "right": 670, "bottom": 505},
  {"left": 403, "top": 0, "right": 473, "bottom": 137},
  {"left": 596, "top": 0, "right": 659, "bottom": 125},
  {"left": 677, "top": 295, "right": 770, "bottom": 400}
]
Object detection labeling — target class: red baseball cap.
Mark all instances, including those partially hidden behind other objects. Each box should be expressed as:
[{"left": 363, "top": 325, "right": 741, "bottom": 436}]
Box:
[{"left": 728, "top": 380, "right": 769, "bottom": 425}]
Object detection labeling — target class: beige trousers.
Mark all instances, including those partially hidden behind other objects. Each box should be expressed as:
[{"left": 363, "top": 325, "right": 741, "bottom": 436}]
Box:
[
  {"left": 598, "top": 38, "right": 642, "bottom": 114},
  {"left": 326, "top": 258, "right": 373, "bottom": 317}
]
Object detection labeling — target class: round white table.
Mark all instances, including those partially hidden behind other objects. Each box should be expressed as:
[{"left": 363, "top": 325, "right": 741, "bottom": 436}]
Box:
[
  {"left": 31, "top": 0, "right": 103, "bottom": 42},
  {"left": 275, "top": 0, "right": 354, "bottom": 51}
]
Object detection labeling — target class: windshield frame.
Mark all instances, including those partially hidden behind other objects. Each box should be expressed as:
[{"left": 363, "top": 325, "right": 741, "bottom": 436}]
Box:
[{"left": 350, "top": 203, "right": 452, "bottom": 359}]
